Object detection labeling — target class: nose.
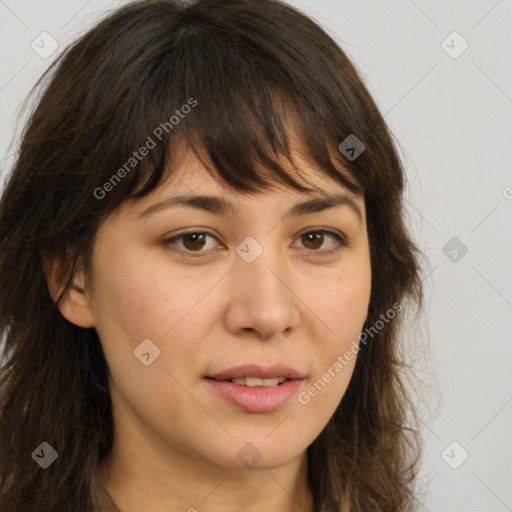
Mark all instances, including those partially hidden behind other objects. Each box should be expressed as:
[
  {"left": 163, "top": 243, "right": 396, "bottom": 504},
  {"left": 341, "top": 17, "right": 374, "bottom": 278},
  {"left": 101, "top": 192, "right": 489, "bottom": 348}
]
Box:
[{"left": 224, "top": 239, "right": 301, "bottom": 340}]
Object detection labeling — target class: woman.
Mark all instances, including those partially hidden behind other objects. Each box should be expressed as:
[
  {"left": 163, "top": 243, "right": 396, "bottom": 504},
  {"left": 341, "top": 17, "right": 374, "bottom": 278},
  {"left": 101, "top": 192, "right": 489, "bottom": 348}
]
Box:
[{"left": 0, "top": 0, "right": 425, "bottom": 510}]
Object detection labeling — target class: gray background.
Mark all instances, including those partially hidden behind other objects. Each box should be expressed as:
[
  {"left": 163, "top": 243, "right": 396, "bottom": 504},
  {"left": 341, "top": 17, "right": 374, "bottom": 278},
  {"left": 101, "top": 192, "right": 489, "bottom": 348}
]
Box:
[{"left": 1, "top": 1, "right": 511, "bottom": 510}]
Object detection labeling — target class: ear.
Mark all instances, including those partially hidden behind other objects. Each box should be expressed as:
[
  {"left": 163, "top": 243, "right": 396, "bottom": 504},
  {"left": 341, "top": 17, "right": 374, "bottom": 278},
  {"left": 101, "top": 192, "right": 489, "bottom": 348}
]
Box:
[{"left": 41, "top": 251, "right": 95, "bottom": 329}]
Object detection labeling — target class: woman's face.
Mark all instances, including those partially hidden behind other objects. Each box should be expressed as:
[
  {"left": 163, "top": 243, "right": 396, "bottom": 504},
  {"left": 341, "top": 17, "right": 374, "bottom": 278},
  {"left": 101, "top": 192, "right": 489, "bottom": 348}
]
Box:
[{"left": 82, "top": 143, "right": 371, "bottom": 473}]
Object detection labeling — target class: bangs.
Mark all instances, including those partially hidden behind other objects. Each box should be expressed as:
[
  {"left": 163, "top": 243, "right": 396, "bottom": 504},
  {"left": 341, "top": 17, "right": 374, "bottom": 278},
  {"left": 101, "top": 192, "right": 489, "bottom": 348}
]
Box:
[{"left": 93, "top": 5, "right": 365, "bottom": 206}]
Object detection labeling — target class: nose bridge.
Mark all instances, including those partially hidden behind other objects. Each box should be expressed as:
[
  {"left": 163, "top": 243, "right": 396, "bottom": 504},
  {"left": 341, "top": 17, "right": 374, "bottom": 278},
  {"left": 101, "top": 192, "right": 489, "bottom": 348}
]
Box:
[
  {"left": 228, "top": 233, "right": 299, "bottom": 338},
  {"left": 235, "top": 233, "right": 288, "bottom": 291}
]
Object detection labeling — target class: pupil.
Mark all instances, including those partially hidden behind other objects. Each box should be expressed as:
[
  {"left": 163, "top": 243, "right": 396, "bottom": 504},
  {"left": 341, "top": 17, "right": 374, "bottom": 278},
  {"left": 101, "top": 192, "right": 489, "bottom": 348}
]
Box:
[
  {"left": 304, "top": 232, "right": 322, "bottom": 249},
  {"left": 184, "top": 233, "right": 205, "bottom": 250}
]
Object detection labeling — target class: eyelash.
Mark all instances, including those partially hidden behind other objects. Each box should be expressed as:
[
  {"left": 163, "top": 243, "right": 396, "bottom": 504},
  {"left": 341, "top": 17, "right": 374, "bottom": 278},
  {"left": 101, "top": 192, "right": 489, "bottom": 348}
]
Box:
[{"left": 162, "top": 229, "right": 347, "bottom": 258}]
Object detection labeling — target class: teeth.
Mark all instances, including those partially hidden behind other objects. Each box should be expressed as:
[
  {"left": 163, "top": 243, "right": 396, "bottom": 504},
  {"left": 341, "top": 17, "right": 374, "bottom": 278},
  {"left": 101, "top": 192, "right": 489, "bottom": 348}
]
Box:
[{"left": 230, "top": 376, "right": 288, "bottom": 387}]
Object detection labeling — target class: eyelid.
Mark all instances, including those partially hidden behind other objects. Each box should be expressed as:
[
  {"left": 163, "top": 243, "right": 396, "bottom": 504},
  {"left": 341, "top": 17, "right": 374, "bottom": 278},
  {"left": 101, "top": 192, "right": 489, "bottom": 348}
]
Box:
[
  {"left": 163, "top": 229, "right": 221, "bottom": 255},
  {"left": 294, "top": 227, "right": 348, "bottom": 255},
  {"left": 162, "top": 227, "right": 348, "bottom": 257}
]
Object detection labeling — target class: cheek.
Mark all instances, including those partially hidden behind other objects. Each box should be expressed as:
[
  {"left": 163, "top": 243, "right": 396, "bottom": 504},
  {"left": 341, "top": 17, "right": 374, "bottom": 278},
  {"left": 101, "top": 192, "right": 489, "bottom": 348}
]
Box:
[
  {"left": 306, "top": 256, "right": 371, "bottom": 400},
  {"left": 88, "top": 256, "right": 206, "bottom": 427},
  {"left": 316, "top": 260, "right": 371, "bottom": 344},
  {"left": 88, "top": 245, "right": 218, "bottom": 381},
  {"left": 88, "top": 237, "right": 173, "bottom": 337}
]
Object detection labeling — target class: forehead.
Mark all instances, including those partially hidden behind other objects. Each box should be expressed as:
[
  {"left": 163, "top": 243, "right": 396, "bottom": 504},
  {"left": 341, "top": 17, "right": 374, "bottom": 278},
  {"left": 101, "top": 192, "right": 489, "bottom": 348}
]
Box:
[
  {"left": 126, "top": 132, "right": 364, "bottom": 216},
  {"left": 116, "top": 150, "right": 365, "bottom": 238},
  {"left": 126, "top": 157, "right": 362, "bottom": 227}
]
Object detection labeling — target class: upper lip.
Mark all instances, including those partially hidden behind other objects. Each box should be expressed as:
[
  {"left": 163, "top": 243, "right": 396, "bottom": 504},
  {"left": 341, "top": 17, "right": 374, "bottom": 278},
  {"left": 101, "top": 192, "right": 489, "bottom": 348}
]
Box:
[{"left": 207, "top": 364, "right": 306, "bottom": 381}]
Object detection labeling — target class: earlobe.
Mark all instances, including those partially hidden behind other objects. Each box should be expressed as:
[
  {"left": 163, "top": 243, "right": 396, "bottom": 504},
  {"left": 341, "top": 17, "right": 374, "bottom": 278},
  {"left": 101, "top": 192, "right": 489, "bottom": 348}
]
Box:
[{"left": 41, "top": 252, "right": 95, "bottom": 329}]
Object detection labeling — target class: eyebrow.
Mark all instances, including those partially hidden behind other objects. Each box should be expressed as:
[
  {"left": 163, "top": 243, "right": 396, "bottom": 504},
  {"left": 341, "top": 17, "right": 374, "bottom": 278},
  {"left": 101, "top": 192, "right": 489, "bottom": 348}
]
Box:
[{"left": 137, "top": 192, "right": 363, "bottom": 223}]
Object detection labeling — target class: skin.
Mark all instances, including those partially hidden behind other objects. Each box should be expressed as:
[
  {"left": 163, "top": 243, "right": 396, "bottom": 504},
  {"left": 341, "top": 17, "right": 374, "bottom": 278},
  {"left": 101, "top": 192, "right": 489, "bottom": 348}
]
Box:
[{"left": 44, "top": 137, "right": 371, "bottom": 512}]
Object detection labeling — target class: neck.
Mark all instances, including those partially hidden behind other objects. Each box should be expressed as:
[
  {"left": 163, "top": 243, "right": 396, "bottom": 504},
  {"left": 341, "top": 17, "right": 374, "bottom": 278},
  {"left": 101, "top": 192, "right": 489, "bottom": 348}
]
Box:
[{"left": 97, "top": 444, "right": 314, "bottom": 512}]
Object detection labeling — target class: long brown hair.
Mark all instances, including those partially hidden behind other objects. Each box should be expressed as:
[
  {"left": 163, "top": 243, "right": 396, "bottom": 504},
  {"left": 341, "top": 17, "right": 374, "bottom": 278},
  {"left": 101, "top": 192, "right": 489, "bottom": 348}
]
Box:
[{"left": 0, "top": 0, "right": 425, "bottom": 510}]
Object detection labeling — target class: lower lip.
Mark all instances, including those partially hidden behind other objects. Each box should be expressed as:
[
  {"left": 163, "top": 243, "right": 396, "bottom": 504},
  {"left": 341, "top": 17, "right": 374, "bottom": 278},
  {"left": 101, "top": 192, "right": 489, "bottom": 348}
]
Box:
[{"left": 205, "top": 378, "right": 304, "bottom": 413}]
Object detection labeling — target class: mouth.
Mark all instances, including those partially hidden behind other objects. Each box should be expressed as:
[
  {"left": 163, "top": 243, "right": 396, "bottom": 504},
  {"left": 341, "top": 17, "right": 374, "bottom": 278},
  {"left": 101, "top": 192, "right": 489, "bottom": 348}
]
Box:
[
  {"left": 204, "top": 364, "right": 306, "bottom": 413},
  {"left": 206, "top": 363, "right": 306, "bottom": 383},
  {"left": 205, "top": 376, "right": 291, "bottom": 387},
  {"left": 204, "top": 377, "right": 304, "bottom": 413}
]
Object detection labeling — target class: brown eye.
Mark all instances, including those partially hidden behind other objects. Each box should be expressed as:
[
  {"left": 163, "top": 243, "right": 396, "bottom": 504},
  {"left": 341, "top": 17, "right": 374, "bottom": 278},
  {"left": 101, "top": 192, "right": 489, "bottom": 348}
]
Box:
[
  {"left": 181, "top": 233, "right": 207, "bottom": 251},
  {"left": 163, "top": 228, "right": 346, "bottom": 258},
  {"left": 295, "top": 229, "right": 346, "bottom": 256},
  {"left": 164, "top": 231, "right": 219, "bottom": 256},
  {"left": 301, "top": 232, "right": 324, "bottom": 250}
]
